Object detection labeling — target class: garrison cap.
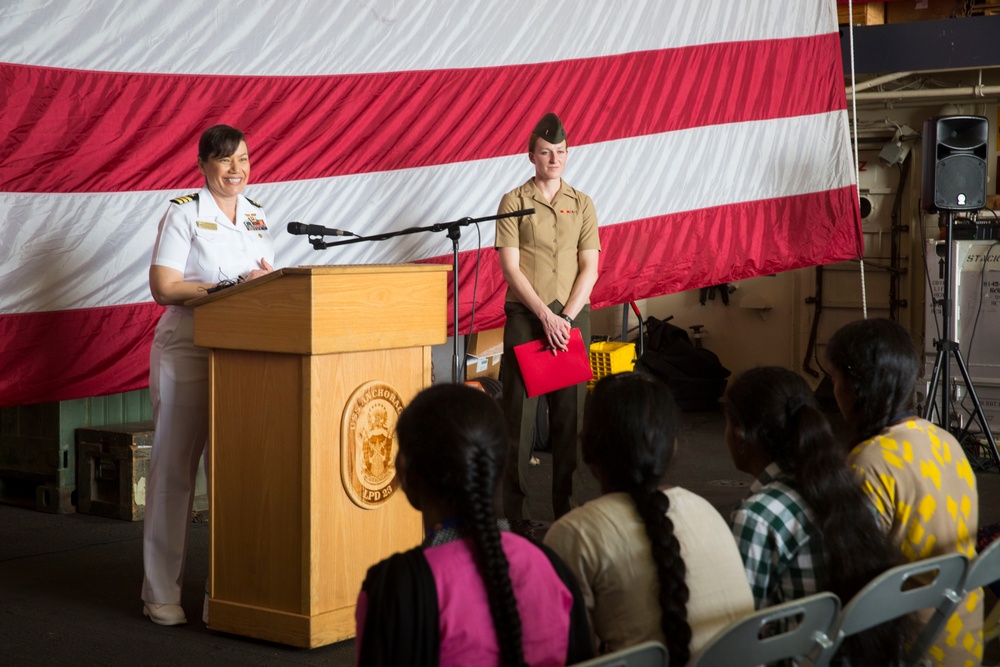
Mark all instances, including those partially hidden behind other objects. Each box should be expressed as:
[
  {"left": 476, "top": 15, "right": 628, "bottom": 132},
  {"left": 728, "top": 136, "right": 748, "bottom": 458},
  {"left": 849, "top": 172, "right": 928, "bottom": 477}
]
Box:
[{"left": 532, "top": 113, "right": 566, "bottom": 144}]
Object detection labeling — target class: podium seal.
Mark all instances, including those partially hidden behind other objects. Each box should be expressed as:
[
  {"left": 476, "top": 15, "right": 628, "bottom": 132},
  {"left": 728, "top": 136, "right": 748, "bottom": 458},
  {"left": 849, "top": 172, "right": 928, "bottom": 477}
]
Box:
[{"left": 341, "top": 381, "right": 405, "bottom": 509}]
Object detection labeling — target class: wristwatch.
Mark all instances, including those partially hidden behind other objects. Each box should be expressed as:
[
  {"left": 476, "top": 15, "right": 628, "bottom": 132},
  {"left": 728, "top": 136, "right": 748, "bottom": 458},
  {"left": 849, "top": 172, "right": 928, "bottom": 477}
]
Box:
[{"left": 560, "top": 314, "right": 573, "bottom": 325}]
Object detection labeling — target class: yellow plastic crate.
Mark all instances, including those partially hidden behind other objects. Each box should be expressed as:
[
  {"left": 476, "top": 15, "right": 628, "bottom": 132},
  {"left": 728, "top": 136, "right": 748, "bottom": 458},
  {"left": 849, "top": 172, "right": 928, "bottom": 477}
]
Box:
[{"left": 589, "top": 341, "right": 636, "bottom": 382}]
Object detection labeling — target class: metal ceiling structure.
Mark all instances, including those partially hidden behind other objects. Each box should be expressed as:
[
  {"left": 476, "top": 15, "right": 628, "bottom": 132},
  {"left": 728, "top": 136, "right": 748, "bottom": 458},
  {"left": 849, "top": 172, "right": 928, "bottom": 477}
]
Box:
[{"left": 842, "top": 13, "right": 1000, "bottom": 105}]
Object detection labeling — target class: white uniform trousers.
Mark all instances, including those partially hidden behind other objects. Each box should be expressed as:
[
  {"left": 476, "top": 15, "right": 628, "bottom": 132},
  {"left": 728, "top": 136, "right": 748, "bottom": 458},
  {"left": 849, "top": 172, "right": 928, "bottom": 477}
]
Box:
[{"left": 141, "top": 308, "right": 209, "bottom": 605}]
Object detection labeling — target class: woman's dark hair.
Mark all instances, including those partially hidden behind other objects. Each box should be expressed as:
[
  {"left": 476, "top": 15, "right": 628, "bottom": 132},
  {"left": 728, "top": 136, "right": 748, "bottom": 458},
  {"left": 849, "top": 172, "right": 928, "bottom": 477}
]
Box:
[
  {"left": 581, "top": 373, "right": 692, "bottom": 665},
  {"left": 826, "top": 317, "right": 920, "bottom": 447},
  {"left": 725, "top": 367, "right": 908, "bottom": 665},
  {"left": 395, "top": 384, "right": 526, "bottom": 667},
  {"left": 198, "top": 124, "right": 246, "bottom": 161}
]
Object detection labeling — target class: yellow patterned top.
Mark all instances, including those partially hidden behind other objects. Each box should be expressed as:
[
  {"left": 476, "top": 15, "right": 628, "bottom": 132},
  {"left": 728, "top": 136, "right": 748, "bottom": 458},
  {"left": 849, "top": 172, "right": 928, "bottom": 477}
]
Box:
[{"left": 849, "top": 417, "right": 982, "bottom": 667}]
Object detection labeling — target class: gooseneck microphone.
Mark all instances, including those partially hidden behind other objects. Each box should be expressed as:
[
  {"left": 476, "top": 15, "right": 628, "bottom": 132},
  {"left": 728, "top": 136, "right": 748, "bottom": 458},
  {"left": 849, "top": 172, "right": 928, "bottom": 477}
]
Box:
[{"left": 287, "top": 222, "right": 356, "bottom": 237}]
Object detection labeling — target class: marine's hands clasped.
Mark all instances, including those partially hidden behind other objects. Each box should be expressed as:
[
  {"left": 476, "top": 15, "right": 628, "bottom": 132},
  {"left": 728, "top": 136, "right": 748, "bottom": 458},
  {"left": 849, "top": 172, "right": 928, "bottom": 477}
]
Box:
[{"left": 543, "top": 309, "right": 571, "bottom": 354}]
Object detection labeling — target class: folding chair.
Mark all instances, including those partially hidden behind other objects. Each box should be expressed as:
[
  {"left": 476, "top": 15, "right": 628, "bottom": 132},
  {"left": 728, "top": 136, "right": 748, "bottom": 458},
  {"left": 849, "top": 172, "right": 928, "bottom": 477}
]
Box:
[
  {"left": 809, "top": 552, "right": 969, "bottom": 667},
  {"left": 904, "top": 539, "right": 1000, "bottom": 662},
  {"left": 572, "top": 640, "right": 668, "bottom": 667},
  {"left": 688, "top": 592, "right": 840, "bottom": 667},
  {"left": 973, "top": 538, "right": 1000, "bottom": 643}
]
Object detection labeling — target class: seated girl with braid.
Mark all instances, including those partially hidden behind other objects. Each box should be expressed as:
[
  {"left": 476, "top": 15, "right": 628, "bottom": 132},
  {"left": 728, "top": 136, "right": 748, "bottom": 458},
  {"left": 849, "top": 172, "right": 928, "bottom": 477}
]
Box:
[
  {"left": 544, "top": 373, "right": 754, "bottom": 664},
  {"left": 725, "top": 366, "right": 907, "bottom": 666},
  {"left": 355, "top": 383, "right": 592, "bottom": 667}
]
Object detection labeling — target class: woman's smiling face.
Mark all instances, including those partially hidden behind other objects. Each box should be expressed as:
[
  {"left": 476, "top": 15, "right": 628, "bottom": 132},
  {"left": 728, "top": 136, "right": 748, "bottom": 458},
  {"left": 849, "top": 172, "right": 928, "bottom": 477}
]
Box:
[{"left": 199, "top": 140, "right": 250, "bottom": 201}]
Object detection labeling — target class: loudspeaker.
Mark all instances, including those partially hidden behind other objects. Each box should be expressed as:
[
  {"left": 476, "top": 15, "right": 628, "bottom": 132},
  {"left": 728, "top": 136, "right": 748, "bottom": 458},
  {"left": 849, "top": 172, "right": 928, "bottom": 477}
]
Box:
[{"left": 921, "top": 115, "right": 989, "bottom": 212}]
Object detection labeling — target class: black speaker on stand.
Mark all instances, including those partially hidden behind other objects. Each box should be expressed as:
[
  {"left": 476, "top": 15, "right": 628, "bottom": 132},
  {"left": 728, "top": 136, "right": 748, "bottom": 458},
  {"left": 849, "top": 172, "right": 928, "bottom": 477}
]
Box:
[
  {"left": 921, "top": 115, "right": 988, "bottom": 211},
  {"left": 920, "top": 115, "right": 1000, "bottom": 470}
]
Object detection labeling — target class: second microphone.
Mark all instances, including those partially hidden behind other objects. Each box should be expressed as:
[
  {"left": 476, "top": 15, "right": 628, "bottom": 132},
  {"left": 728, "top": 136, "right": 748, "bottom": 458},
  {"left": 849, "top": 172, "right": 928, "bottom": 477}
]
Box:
[{"left": 287, "top": 222, "right": 356, "bottom": 237}]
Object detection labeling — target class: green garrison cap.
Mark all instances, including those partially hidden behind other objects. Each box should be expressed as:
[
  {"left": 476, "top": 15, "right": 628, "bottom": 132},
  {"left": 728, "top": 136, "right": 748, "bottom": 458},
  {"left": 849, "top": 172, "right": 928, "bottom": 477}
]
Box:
[{"left": 532, "top": 113, "right": 566, "bottom": 144}]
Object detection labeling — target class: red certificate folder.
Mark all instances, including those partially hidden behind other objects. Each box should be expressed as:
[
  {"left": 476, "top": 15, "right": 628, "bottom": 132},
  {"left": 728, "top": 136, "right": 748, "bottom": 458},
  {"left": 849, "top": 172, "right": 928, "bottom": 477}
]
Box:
[{"left": 513, "top": 328, "right": 594, "bottom": 397}]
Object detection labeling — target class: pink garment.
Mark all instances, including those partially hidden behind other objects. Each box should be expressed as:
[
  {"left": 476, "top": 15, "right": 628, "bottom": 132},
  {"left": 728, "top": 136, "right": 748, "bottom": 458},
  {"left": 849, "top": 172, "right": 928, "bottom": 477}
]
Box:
[{"left": 424, "top": 532, "right": 574, "bottom": 667}]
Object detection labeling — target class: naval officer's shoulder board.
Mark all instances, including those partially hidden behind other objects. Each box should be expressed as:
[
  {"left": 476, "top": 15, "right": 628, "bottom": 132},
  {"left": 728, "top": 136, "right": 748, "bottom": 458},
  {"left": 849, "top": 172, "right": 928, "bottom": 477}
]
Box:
[
  {"left": 245, "top": 196, "right": 264, "bottom": 209},
  {"left": 170, "top": 193, "right": 199, "bottom": 206}
]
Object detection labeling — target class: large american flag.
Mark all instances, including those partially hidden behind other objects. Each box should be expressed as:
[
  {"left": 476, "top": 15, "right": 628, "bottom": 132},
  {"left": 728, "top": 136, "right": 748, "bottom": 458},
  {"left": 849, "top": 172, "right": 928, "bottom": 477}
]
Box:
[{"left": 0, "top": 0, "right": 859, "bottom": 408}]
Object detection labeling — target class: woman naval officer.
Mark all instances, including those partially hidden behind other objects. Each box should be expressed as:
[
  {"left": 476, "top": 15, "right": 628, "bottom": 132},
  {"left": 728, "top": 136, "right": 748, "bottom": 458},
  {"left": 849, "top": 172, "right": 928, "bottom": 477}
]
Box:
[{"left": 142, "top": 124, "right": 275, "bottom": 626}]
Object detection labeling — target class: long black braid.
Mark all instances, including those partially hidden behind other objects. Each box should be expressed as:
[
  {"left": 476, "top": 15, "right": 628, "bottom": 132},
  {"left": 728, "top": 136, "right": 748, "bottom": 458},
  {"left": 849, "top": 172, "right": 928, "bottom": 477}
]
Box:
[
  {"left": 582, "top": 373, "right": 692, "bottom": 665},
  {"left": 396, "top": 384, "right": 527, "bottom": 667},
  {"left": 627, "top": 486, "right": 692, "bottom": 665},
  {"left": 465, "top": 449, "right": 527, "bottom": 667}
]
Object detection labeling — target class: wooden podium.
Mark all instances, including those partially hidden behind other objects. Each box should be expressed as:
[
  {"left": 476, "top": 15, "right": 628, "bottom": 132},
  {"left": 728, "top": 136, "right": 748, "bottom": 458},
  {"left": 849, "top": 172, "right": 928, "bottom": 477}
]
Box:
[{"left": 188, "top": 264, "right": 449, "bottom": 648}]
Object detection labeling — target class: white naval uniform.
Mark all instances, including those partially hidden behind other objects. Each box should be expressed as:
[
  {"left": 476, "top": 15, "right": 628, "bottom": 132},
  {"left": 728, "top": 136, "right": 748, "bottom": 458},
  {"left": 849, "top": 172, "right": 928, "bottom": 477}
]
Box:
[{"left": 142, "top": 186, "right": 274, "bottom": 606}]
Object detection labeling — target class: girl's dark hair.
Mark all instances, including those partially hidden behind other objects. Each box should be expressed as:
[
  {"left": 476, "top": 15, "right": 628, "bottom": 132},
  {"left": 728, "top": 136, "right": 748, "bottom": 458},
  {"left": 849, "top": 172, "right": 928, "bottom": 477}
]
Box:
[
  {"left": 198, "top": 124, "right": 246, "bottom": 161},
  {"left": 395, "top": 384, "right": 526, "bottom": 667},
  {"left": 725, "top": 367, "right": 908, "bottom": 665},
  {"left": 826, "top": 317, "right": 920, "bottom": 446},
  {"left": 581, "top": 373, "right": 692, "bottom": 665}
]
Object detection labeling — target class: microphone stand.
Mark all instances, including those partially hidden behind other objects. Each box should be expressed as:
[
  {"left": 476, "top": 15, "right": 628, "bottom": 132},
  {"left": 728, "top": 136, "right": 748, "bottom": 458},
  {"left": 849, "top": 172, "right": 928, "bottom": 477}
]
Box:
[{"left": 306, "top": 209, "right": 533, "bottom": 383}]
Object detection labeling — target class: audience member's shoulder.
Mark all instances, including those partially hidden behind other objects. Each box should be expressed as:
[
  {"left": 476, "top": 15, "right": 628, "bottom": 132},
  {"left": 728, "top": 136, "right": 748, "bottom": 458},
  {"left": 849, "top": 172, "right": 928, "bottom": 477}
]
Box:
[
  {"left": 735, "top": 480, "right": 805, "bottom": 517},
  {"left": 362, "top": 544, "right": 428, "bottom": 590},
  {"left": 663, "top": 485, "right": 717, "bottom": 510},
  {"left": 566, "top": 492, "right": 636, "bottom": 526},
  {"left": 665, "top": 486, "right": 737, "bottom": 528},
  {"left": 503, "top": 531, "right": 569, "bottom": 573}
]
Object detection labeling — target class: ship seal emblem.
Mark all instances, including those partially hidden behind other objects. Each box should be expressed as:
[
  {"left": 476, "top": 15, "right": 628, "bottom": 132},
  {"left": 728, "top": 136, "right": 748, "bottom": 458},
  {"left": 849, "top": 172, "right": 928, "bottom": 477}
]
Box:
[{"left": 341, "top": 381, "right": 405, "bottom": 509}]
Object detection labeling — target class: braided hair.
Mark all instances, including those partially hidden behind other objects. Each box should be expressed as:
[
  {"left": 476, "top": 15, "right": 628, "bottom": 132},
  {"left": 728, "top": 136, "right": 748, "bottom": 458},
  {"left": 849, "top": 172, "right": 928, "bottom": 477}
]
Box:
[
  {"left": 725, "top": 367, "right": 907, "bottom": 665},
  {"left": 581, "top": 373, "right": 692, "bottom": 665},
  {"left": 395, "top": 384, "right": 527, "bottom": 667},
  {"left": 826, "top": 317, "right": 920, "bottom": 447}
]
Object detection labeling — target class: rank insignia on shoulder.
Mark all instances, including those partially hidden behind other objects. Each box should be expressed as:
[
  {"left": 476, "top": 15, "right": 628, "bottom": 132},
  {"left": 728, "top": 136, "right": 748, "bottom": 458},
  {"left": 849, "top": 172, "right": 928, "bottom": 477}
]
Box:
[
  {"left": 170, "top": 193, "right": 199, "bottom": 205},
  {"left": 196, "top": 221, "right": 218, "bottom": 230},
  {"left": 245, "top": 196, "right": 264, "bottom": 209}
]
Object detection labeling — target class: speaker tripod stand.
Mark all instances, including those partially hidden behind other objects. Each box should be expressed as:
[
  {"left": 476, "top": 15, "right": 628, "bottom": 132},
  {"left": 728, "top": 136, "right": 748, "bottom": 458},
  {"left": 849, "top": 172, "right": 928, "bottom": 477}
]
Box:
[{"left": 923, "top": 210, "right": 1000, "bottom": 470}]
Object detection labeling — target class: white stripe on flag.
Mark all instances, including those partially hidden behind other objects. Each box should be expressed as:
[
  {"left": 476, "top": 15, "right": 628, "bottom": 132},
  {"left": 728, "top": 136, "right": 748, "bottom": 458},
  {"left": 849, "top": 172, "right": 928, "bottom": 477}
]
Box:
[{"left": 0, "top": 1, "right": 835, "bottom": 75}]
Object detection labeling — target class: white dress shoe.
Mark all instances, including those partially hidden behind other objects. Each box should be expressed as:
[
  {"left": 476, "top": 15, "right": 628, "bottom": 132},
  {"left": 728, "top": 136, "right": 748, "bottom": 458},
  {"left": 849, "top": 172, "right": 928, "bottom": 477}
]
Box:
[{"left": 143, "top": 602, "right": 187, "bottom": 626}]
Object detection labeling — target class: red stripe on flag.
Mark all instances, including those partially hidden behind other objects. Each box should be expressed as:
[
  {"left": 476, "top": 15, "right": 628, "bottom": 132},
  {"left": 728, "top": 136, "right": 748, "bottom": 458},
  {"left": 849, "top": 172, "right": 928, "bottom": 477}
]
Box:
[
  {"left": 0, "top": 34, "right": 842, "bottom": 194},
  {"left": 591, "top": 185, "right": 862, "bottom": 308},
  {"left": 0, "top": 303, "right": 162, "bottom": 408}
]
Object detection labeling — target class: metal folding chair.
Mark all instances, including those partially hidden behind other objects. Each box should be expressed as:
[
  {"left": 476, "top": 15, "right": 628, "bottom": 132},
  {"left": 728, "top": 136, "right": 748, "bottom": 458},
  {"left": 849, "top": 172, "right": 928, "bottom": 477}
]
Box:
[
  {"left": 810, "top": 552, "right": 968, "bottom": 667},
  {"left": 972, "top": 537, "right": 1000, "bottom": 644},
  {"left": 908, "top": 537, "right": 1000, "bottom": 658},
  {"left": 688, "top": 592, "right": 840, "bottom": 667},
  {"left": 572, "top": 640, "right": 668, "bottom": 667}
]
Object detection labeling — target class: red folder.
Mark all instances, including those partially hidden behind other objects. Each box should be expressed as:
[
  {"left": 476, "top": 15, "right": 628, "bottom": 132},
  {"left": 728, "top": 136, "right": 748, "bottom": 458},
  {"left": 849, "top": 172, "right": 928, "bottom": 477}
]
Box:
[{"left": 513, "top": 328, "right": 594, "bottom": 397}]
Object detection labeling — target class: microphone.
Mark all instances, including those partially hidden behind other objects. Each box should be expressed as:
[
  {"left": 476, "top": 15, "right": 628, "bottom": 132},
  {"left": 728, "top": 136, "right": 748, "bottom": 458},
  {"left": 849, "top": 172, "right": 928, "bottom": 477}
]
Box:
[{"left": 287, "top": 222, "right": 355, "bottom": 237}]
